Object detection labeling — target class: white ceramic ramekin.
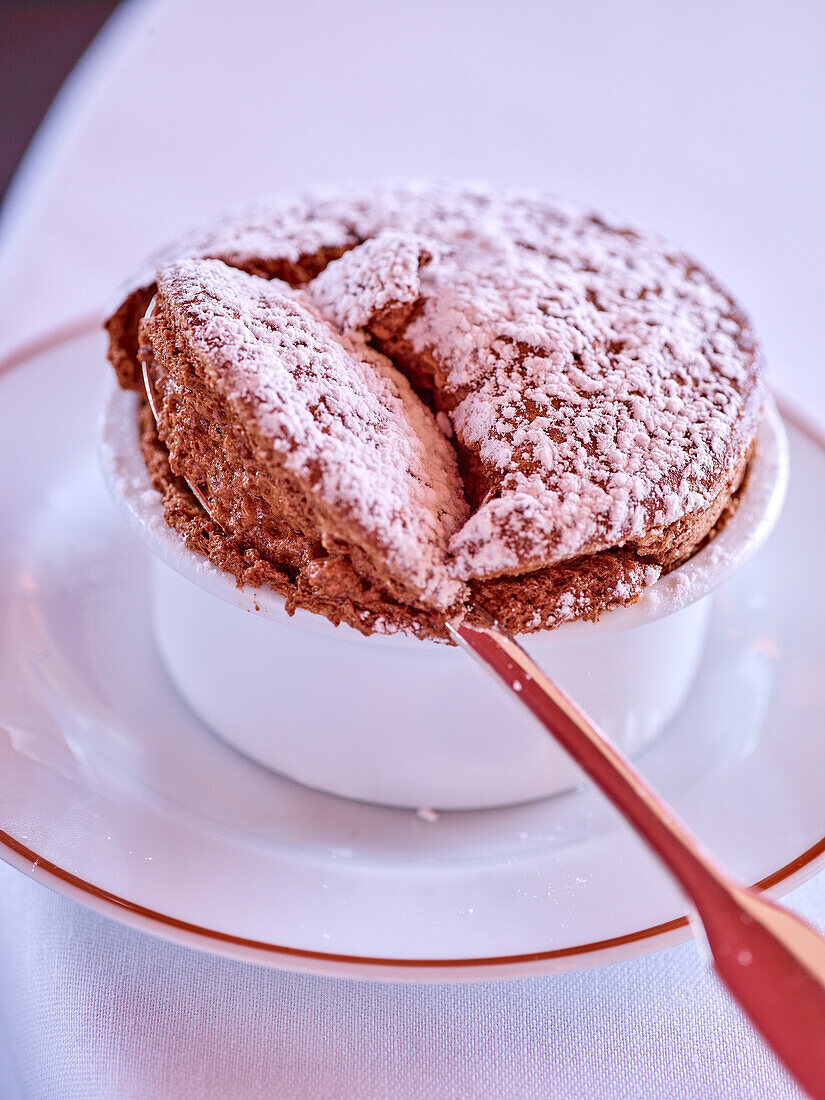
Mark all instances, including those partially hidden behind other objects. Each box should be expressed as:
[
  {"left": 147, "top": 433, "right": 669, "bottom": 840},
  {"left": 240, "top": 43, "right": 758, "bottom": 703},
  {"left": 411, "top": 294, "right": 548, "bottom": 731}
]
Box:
[{"left": 100, "top": 389, "right": 788, "bottom": 809}]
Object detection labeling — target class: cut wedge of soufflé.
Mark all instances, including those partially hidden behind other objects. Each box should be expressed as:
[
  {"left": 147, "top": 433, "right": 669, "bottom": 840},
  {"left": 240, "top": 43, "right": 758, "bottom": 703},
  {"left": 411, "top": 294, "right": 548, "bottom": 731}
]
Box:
[{"left": 106, "top": 183, "right": 765, "bottom": 639}]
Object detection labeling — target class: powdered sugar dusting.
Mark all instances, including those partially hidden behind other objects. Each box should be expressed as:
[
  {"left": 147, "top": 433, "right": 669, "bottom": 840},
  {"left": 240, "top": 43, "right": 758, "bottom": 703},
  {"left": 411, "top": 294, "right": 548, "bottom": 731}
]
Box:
[
  {"left": 112, "top": 194, "right": 359, "bottom": 308},
  {"left": 121, "top": 183, "right": 764, "bottom": 617},
  {"left": 154, "top": 258, "right": 468, "bottom": 610},
  {"left": 312, "top": 185, "right": 761, "bottom": 579},
  {"left": 369, "top": 191, "right": 764, "bottom": 578},
  {"left": 309, "top": 231, "right": 430, "bottom": 332}
]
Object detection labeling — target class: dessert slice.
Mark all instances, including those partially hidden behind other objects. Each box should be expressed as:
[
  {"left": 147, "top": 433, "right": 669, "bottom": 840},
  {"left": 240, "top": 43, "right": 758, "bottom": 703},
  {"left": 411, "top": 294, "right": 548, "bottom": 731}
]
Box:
[
  {"left": 138, "top": 257, "right": 468, "bottom": 623},
  {"left": 355, "top": 218, "right": 763, "bottom": 583}
]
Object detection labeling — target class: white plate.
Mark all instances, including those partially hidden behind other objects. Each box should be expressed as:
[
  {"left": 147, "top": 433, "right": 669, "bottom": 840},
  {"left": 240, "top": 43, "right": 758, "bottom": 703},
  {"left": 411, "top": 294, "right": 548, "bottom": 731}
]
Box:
[{"left": 1, "top": 322, "right": 823, "bottom": 982}]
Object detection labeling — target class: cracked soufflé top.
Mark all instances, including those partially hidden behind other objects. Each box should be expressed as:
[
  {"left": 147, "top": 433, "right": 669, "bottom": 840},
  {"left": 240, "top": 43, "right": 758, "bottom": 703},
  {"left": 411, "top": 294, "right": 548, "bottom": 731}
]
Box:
[{"left": 105, "top": 182, "right": 765, "bottom": 638}]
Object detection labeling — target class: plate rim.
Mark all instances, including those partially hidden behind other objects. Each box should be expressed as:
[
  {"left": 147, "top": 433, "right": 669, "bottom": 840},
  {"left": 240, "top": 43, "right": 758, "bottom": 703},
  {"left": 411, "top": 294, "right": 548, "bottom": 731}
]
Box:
[{"left": 2, "top": 316, "right": 824, "bottom": 982}]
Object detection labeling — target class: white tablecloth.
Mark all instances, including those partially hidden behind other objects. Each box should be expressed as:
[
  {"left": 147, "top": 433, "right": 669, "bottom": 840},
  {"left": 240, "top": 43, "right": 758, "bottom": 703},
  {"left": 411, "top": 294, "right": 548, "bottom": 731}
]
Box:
[{"left": 1, "top": 1, "right": 823, "bottom": 1095}]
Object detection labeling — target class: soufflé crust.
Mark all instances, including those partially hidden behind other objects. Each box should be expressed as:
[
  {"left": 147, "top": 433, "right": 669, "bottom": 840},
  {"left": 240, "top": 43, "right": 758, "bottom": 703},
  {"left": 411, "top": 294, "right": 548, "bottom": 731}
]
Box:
[{"left": 106, "top": 183, "right": 765, "bottom": 639}]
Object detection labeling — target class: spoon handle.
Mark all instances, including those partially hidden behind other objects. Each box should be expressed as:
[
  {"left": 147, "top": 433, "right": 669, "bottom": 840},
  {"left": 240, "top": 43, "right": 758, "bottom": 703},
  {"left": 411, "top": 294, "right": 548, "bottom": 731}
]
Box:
[{"left": 449, "top": 618, "right": 825, "bottom": 1098}]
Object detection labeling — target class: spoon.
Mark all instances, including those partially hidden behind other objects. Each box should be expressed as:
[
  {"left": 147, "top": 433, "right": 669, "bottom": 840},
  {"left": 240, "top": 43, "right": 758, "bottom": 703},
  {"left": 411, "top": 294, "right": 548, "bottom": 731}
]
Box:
[
  {"left": 449, "top": 614, "right": 825, "bottom": 1099},
  {"left": 142, "top": 352, "right": 220, "bottom": 523}
]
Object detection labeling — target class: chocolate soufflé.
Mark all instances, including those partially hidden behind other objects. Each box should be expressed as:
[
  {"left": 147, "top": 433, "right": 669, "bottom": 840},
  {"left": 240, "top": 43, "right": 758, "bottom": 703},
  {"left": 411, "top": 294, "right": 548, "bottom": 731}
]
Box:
[{"left": 105, "top": 183, "right": 765, "bottom": 639}]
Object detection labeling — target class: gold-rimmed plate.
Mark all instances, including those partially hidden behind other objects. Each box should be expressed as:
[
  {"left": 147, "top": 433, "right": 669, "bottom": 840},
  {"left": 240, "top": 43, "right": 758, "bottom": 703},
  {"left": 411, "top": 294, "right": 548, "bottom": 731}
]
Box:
[{"left": 0, "top": 321, "right": 823, "bottom": 981}]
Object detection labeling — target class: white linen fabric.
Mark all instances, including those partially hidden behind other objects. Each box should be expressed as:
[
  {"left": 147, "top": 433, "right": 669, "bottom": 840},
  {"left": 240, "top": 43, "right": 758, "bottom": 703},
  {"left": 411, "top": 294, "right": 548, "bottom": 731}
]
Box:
[
  {"left": 0, "top": 860, "right": 818, "bottom": 1100},
  {"left": 0, "top": 0, "right": 823, "bottom": 1095}
]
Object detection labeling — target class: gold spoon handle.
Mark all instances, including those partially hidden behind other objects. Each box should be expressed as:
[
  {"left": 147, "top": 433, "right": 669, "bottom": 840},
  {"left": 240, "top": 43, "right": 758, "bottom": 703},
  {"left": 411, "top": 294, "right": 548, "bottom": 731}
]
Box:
[
  {"left": 141, "top": 354, "right": 219, "bottom": 524},
  {"left": 449, "top": 617, "right": 825, "bottom": 1099}
]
